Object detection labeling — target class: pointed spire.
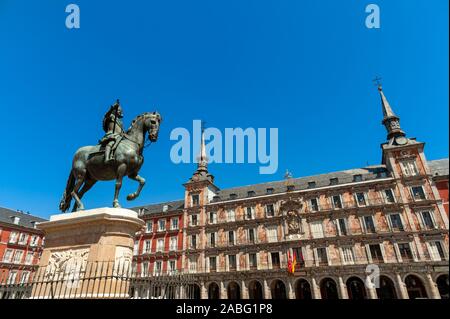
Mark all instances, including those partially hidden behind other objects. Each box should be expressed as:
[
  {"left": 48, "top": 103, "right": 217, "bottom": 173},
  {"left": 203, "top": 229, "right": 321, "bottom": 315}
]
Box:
[
  {"left": 196, "top": 124, "right": 208, "bottom": 172},
  {"left": 377, "top": 85, "right": 406, "bottom": 140},
  {"left": 379, "top": 85, "right": 397, "bottom": 119}
]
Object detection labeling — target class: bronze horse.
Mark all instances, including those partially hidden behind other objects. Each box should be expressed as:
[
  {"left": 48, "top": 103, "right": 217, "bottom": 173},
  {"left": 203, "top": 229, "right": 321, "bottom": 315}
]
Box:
[{"left": 59, "top": 112, "right": 162, "bottom": 212}]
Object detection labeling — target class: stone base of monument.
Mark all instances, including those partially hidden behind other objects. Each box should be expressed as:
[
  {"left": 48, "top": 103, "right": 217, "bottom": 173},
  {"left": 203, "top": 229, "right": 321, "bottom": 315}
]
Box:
[{"left": 31, "top": 208, "right": 144, "bottom": 299}]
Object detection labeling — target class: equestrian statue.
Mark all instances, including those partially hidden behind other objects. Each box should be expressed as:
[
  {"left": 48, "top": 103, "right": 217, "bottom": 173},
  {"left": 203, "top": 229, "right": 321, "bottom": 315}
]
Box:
[{"left": 59, "top": 100, "right": 162, "bottom": 212}]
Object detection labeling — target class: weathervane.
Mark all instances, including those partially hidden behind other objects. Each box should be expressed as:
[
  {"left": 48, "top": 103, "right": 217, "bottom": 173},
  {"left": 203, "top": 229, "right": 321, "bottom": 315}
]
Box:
[{"left": 373, "top": 76, "right": 383, "bottom": 89}]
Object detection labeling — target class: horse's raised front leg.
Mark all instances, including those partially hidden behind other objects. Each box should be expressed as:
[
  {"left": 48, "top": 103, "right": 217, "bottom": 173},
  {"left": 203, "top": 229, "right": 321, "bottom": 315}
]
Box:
[
  {"left": 127, "top": 174, "right": 146, "bottom": 201},
  {"left": 113, "top": 164, "right": 127, "bottom": 208}
]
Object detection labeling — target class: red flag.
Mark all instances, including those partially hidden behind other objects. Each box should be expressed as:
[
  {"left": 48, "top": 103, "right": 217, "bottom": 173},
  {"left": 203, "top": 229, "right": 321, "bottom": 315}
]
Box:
[{"left": 287, "top": 251, "right": 293, "bottom": 274}]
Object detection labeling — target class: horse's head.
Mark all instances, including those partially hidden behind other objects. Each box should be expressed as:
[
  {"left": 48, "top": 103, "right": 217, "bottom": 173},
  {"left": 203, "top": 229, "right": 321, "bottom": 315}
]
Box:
[{"left": 144, "top": 112, "right": 162, "bottom": 142}]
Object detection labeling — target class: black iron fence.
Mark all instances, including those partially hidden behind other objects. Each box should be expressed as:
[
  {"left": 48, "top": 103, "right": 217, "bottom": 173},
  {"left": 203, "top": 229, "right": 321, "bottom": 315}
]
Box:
[{"left": 0, "top": 261, "right": 201, "bottom": 299}]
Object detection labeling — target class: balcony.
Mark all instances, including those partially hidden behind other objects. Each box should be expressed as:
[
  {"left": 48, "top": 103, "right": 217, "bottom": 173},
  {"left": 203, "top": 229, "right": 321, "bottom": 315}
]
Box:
[{"left": 304, "top": 196, "right": 402, "bottom": 214}]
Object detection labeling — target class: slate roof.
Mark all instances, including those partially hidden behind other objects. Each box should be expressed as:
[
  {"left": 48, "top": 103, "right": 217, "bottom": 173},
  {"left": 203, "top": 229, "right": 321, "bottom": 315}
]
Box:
[
  {"left": 133, "top": 158, "right": 449, "bottom": 215},
  {"left": 132, "top": 200, "right": 185, "bottom": 216},
  {"left": 428, "top": 158, "right": 449, "bottom": 177},
  {"left": 0, "top": 207, "right": 47, "bottom": 229}
]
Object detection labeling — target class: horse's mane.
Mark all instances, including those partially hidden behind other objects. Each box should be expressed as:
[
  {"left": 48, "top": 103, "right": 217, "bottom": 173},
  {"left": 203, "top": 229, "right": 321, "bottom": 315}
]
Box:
[{"left": 126, "top": 112, "right": 160, "bottom": 134}]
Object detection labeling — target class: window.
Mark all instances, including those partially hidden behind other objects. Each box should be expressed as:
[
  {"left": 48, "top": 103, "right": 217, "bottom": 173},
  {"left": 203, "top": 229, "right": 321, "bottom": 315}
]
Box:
[
  {"left": 401, "top": 160, "right": 419, "bottom": 177},
  {"left": 331, "top": 195, "right": 343, "bottom": 209},
  {"left": 25, "top": 252, "right": 34, "bottom": 265},
  {"left": 190, "top": 235, "right": 197, "bottom": 249},
  {"left": 154, "top": 261, "right": 162, "bottom": 275},
  {"left": 388, "top": 214, "right": 404, "bottom": 232},
  {"left": 13, "top": 250, "right": 23, "bottom": 264},
  {"left": 341, "top": 247, "right": 355, "bottom": 265},
  {"left": 229, "top": 193, "right": 238, "bottom": 200},
  {"left": 249, "top": 253, "right": 257, "bottom": 270},
  {"left": 133, "top": 241, "right": 139, "bottom": 255},
  {"left": 287, "top": 185, "right": 295, "bottom": 192},
  {"left": 189, "top": 256, "right": 197, "bottom": 273},
  {"left": 208, "top": 232, "right": 216, "bottom": 248},
  {"left": 191, "top": 194, "right": 200, "bottom": 206},
  {"left": 2, "top": 249, "right": 13, "bottom": 262},
  {"left": 142, "top": 262, "right": 149, "bottom": 277},
  {"left": 247, "top": 191, "right": 255, "bottom": 197},
  {"left": 429, "top": 241, "right": 447, "bottom": 261},
  {"left": 308, "top": 181, "right": 316, "bottom": 188},
  {"left": 266, "top": 226, "right": 278, "bottom": 243},
  {"left": 382, "top": 189, "right": 396, "bottom": 203},
  {"left": 248, "top": 228, "right": 256, "bottom": 244},
  {"left": 336, "top": 218, "right": 348, "bottom": 236},
  {"left": 171, "top": 218, "right": 179, "bottom": 230},
  {"left": 156, "top": 239, "right": 164, "bottom": 252},
  {"left": 411, "top": 186, "right": 426, "bottom": 201},
  {"left": 266, "top": 188, "right": 274, "bottom": 194},
  {"left": 228, "top": 255, "right": 237, "bottom": 271},
  {"left": 209, "top": 257, "right": 217, "bottom": 272},
  {"left": 169, "top": 237, "right": 178, "bottom": 251},
  {"left": 144, "top": 240, "right": 151, "bottom": 253},
  {"left": 7, "top": 271, "right": 17, "bottom": 284},
  {"left": 30, "top": 235, "right": 39, "bottom": 247},
  {"left": 316, "top": 248, "right": 328, "bottom": 266},
  {"left": 228, "top": 231, "right": 235, "bottom": 246},
  {"left": 292, "top": 247, "right": 305, "bottom": 266},
  {"left": 353, "top": 174, "right": 363, "bottom": 182},
  {"left": 355, "top": 192, "right": 367, "bottom": 206},
  {"left": 158, "top": 219, "right": 166, "bottom": 232},
  {"left": 271, "top": 252, "right": 280, "bottom": 269},
  {"left": 418, "top": 211, "right": 436, "bottom": 230},
  {"left": 397, "top": 243, "right": 414, "bottom": 261},
  {"left": 9, "top": 231, "right": 18, "bottom": 244},
  {"left": 162, "top": 205, "right": 169, "bottom": 212},
  {"left": 265, "top": 204, "right": 275, "bottom": 217},
  {"left": 227, "top": 209, "right": 236, "bottom": 222},
  {"left": 310, "top": 221, "right": 324, "bottom": 238},
  {"left": 362, "top": 216, "right": 376, "bottom": 233},
  {"left": 168, "top": 260, "right": 176, "bottom": 274},
  {"left": 146, "top": 221, "right": 153, "bottom": 233},
  {"left": 369, "top": 244, "right": 384, "bottom": 263},
  {"left": 18, "top": 233, "right": 28, "bottom": 245},
  {"left": 245, "top": 207, "right": 255, "bottom": 220},
  {"left": 20, "top": 271, "right": 30, "bottom": 284},
  {"left": 191, "top": 214, "right": 198, "bottom": 226},
  {"left": 12, "top": 216, "right": 20, "bottom": 225},
  {"left": 330, "top": 178, "right": 339, "bottom": 185},
  {"left": 309, "top": 198, "right": 319, "bottom": 212},
  {"left": 209, "top": 211, "right": 217, "bottom": 224}
]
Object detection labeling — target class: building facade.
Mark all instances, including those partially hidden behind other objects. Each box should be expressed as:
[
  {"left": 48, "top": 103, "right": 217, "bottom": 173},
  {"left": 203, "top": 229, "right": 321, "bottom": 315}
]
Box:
[
  {"left": 132, "top": 86, "right": 449, "bottom": 299},
  {"left": 0, "top": 208, "right": 46, "bottom": 290}
]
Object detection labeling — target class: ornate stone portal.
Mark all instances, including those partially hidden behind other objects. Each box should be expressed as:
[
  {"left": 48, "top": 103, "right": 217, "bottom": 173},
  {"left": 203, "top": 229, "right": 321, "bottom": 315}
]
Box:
[{"left": 32, "top": 208, "right": 144, "bottom": 299}]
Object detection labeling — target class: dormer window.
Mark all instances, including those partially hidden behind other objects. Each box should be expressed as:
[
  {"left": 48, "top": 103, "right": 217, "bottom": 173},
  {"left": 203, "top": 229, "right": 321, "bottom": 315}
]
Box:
[
  {"left": 11, "top": 216, "right": 20, "bottom": 225},
  {"left": 30, "top": 221, "right": 37, "bottom": 229},
  {"left": 330, "top": 178, "right": 339, "bottom": 186},
  {"left": 229, "top": 193, "right": 237, "bottom": 200},
  {"left": 213, "top": 195, "right": 221, "bottom": 202},
  {"left": 162, "top": 205, "right": 169, "bottom": 212},
  {"left": 287, "top": 185, "right": 295, "bottom": 192},
  {"left": 308, "top": 181, "right": 316, "bottom": 189},
  {"left": 266, "top": 188, "right": 274, "bottom": 195},
  {"left": 353, "top": 175, "right": 363, "bottom": 182},
  {"left": 247, "top": 191, "right": 255, "bottom": 197}
]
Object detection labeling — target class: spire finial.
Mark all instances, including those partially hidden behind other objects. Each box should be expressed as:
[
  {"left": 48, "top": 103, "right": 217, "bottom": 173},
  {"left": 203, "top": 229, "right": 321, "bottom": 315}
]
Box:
[{"left": 197, "top": 120, "right": 208, "bottom": 171}]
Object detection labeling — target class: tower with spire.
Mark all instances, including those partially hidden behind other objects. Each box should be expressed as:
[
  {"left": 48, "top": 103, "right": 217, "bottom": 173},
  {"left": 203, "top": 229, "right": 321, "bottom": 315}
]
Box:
[{"left": 378, "top": 84, "right": 407, "bottom": 144}]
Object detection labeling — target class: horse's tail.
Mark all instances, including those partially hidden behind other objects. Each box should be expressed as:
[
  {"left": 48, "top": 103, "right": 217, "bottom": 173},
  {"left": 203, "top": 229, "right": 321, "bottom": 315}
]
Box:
[{"left": 59, "top": 170, "right": 75, "bottom": 212}]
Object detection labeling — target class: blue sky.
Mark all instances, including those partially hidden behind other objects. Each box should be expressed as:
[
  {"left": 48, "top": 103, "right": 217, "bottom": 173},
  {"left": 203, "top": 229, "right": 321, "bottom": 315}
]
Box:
[{"left": 0, "top": 0, "right": 448, "bottom": 219}]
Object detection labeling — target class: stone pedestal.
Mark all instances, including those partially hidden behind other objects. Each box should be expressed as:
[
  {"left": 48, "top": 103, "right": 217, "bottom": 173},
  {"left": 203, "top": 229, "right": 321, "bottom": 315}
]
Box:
[{"left": 31, "top": 208, "right": 144, "bottom": 299}]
